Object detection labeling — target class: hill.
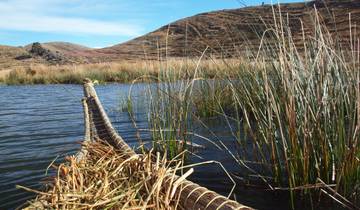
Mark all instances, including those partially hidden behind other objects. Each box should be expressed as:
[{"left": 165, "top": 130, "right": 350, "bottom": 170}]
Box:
[
  {"left": 1, "top": 0, "right": 360, "bottom": 68},
  {"left": 0, "top": 45, "right": 44, "bottom": 69},
  {"left": 25, "top": 42, "right": 99, "bottom": 64},
  {"left": 24, "top": 42, "right": 90, "bottom": 55},
  {"left": 0, "top": 42, "right": 93, "bottom": 69},
  {"left": 96, "top": 0, "right": 360, "bottom": 60}
]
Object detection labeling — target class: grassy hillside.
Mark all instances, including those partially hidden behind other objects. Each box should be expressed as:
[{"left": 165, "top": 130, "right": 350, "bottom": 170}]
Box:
[
  {"left": 96, "top": 0, "right": 360, "bottom": 60},
  {"left": 1, "top": 0, "right": 360, "bottom": 69},
  {"left": 0, "top": 45, "right": 44, "bottom": 69},
  {"left": 24, "top": 42, "right": 91, "bottom": 58}
]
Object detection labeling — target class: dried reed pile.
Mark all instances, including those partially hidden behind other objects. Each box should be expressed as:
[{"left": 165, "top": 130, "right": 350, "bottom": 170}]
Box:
[{"left": 20, "top": 139, "right": 190, "bottom": 210}]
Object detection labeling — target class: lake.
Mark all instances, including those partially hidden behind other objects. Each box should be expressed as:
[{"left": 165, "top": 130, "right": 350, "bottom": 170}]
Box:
[{"left": 0, "top": 84, "right": 306, "bottom": 210}]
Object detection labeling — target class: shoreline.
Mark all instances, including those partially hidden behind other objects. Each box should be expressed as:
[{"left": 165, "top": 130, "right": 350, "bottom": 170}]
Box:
[{"left": 0, "top": 58, "right": 245, "bottom": 85}]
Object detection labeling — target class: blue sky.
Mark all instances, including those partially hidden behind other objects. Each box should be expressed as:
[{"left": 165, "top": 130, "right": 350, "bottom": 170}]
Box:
[{"left": 0, "top": 0, "right": 303, "bottom": 48}]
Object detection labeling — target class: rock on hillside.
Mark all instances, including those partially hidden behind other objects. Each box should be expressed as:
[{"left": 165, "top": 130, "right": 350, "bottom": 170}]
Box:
[
  {"left": 28, "top": 42, "right": 66, "bottom": 64},
  {"left": 24, "top": 42, "right": 100, "bottom": 64}
]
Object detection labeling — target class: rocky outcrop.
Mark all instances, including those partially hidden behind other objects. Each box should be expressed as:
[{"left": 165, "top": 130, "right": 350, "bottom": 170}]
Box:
[{"left": 28, "top": 42, "right": 67, "bottom": 64}]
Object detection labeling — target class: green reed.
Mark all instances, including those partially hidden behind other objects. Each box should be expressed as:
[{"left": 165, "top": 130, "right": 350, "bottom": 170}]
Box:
[
  {"left": 122, "top": 7, "right": 359, "bottom": 208},
  {"left": 146, "top": 63, "right": 196, "bottom": 159},
  {"left": 221, "top": 9, "right": 360, "bottom": 208}
]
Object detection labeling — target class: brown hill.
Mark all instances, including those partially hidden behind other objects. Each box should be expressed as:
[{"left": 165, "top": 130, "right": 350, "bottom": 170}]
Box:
[
  {"left": 0, "top": 42, "right": 92, "bottom": 69},
  {"left": 24, "top": 42, "right": 99, "bottom": 64},
  {"left": 24, "top": 42, "right": 90, "bottom": 55},
  {"left": 1, "top": 0, "right": 360, "bottom": 69},
  {"left": 96, "top": 0, "right": 360, "bottom": 60},
  {"left": 0, "top": 45, "right": 44, "bottom": 69}
]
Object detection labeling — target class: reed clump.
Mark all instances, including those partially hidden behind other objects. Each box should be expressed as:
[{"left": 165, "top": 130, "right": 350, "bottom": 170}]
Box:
[
  {"left": 19, "top": 139, "right": 189, "bottom": 210},
  {"left": 124, "top": 59, "right": 244, "bottom": 158},
  {"left": 144, "top": 79, "right": 193, "bottom": 158},
  {"left": 124, "top": 9, "right": 360, "bottom": 209},
  {"left": 220, "top": 9, "right": 360, "bottom": 208}
]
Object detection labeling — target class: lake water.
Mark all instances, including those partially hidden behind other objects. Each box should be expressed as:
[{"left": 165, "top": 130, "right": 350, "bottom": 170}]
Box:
[{"left": 0, "top": 84, "right": 331, "bottom": 210}]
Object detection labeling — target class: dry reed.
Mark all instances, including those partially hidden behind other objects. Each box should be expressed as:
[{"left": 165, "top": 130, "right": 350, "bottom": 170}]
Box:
[
  {"left": 19, "top": 139, "right": 192, "bottom": 210},
  {"left": 0, "top": 58, "right": 245, "bottom": 85}
]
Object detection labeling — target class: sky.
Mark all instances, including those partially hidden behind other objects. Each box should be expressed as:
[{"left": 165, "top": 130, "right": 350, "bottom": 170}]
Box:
[{"left": 0, "top": 0, "right": 303, "bottom": 48}]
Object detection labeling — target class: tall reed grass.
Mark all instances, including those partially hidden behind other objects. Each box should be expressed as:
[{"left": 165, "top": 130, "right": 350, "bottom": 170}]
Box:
[
  {"left": 124, "top": 59, "right": 244, "bottom": 158},
  {"left": 124, "top": 8, "right": 359, "bottom": 209},
  {"left": 223, "top": 9, "right": 360, "bottom": 208}
]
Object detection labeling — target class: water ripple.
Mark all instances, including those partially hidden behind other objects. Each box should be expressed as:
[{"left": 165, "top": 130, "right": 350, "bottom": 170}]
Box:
[{"left": 0, "top": 84, "right": 139, "bottom": 209}]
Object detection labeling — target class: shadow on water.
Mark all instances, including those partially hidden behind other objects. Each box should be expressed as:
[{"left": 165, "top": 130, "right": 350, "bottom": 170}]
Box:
[{"left": 0, "top": 84, "right": 345, "bottom": 210}]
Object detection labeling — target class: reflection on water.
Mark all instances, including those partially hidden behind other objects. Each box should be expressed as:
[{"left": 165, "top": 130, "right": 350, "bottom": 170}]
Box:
[
  {"left": 0, "top": 84, "right": 325, "bottom": 210},
  {"left": 0, "top": 84, "right": 139, "bottom": 209}
]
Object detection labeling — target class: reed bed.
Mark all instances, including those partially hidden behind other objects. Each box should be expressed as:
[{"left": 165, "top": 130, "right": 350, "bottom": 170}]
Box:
[
  {"left": 121, "top": 59, "right": 245, "bottom": 158},
  {"left": 2, "top": 62, "right": 157, "bottom": 85},
  {"left": 123, "top": 9, "right": 360, "bottom": 209},
  {"left": 0, "top": 59, "right": 242, "bottom": 85},
  {"left": 19, "top": 139, "right": 191, "bottom": 210},
  {"left": 220, "top": 9, "right": 360, "bottom": 208}
]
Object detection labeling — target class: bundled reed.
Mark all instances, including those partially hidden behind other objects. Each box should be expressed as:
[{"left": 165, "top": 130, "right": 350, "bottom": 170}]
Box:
[{"left": 20, "top": 139, "right": 191, "bottom": 210}]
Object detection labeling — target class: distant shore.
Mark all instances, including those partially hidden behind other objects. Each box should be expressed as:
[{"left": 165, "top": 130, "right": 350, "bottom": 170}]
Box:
[{"left": 0, "top": 59, "right": 243, "bottom": 85}]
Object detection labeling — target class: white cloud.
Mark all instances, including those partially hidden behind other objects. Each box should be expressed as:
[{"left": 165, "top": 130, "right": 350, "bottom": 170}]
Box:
[
  {"left": 0, "top": 0, "right": 143, "bottom": 36},
  {"left": 0, "top": 14, "right": 142, "bottom": 36}
]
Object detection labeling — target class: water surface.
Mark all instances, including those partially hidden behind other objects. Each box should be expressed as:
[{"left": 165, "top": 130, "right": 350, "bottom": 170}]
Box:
[{"left": 0, "top": 84, "right": 326, "bottom": 210}]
